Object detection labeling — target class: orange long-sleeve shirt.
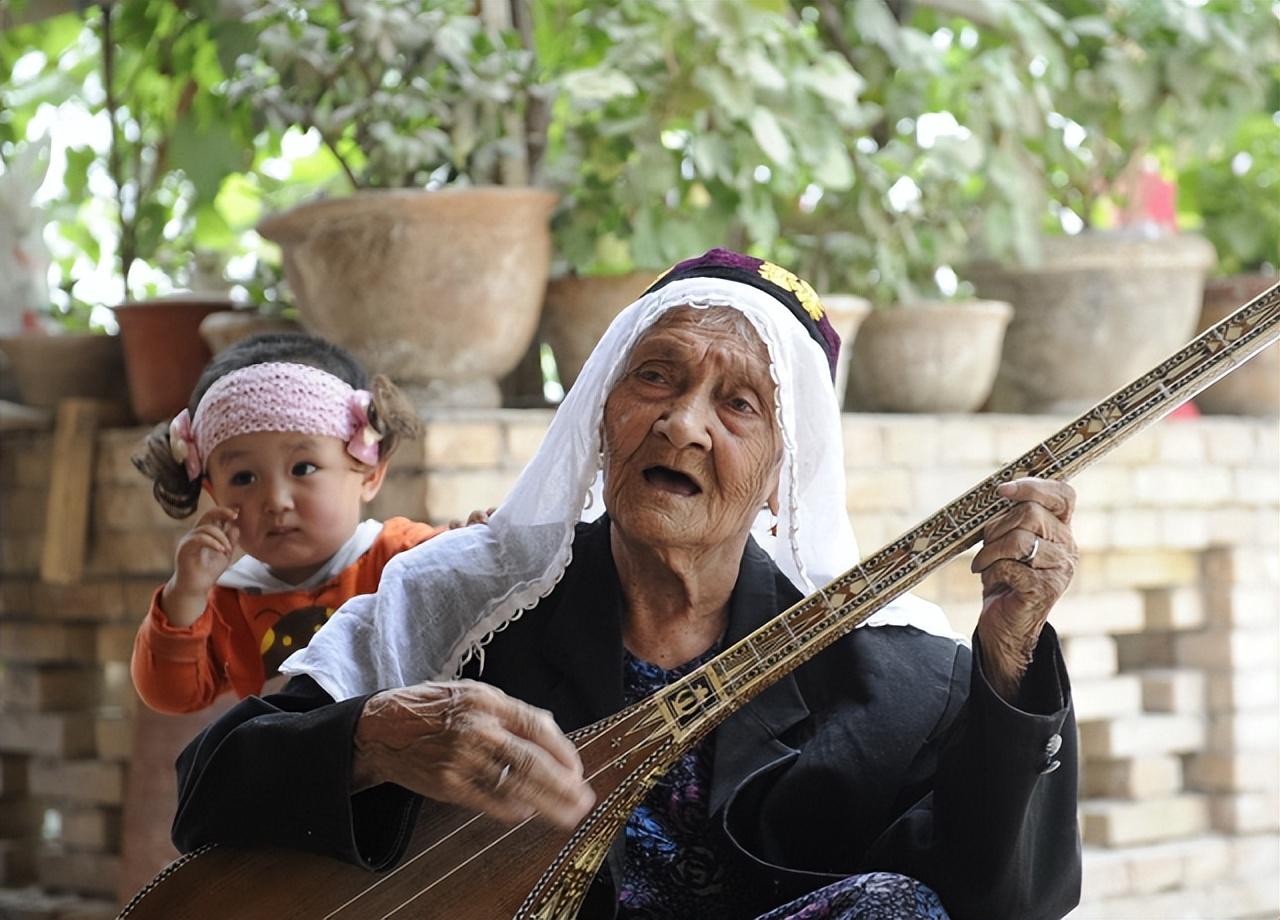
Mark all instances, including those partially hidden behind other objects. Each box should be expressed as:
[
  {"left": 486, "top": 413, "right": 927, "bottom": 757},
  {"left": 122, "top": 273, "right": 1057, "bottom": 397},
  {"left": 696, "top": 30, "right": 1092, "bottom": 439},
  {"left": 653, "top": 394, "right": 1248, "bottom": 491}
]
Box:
[{"left": 131, "top": 517, "right": 442, "bottom": 714}]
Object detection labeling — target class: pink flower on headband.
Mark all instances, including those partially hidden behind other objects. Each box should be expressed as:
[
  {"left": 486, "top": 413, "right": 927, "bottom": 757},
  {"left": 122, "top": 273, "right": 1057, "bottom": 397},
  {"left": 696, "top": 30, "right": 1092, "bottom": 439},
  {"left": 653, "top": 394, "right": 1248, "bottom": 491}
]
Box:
[
  {"left": 168, "top": 409, "right": 203, "bottom": 481},
  {"left": 346, "top": 390, "right": 383, "bottom": 466}
]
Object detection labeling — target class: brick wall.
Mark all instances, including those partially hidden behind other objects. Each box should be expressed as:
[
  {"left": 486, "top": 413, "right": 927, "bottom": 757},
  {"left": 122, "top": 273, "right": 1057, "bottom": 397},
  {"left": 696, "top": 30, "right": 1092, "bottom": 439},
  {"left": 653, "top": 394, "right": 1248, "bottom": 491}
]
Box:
[{"left": 0, "top": 412, "right": 1276, "bottom": 918}]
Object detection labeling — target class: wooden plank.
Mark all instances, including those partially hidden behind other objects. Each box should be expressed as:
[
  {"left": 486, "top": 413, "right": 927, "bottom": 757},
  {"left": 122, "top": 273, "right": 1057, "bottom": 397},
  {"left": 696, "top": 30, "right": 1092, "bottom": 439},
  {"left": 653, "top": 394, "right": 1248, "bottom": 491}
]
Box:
[{"left": 40, "top": 399, "right": 102, "bottom": 585}]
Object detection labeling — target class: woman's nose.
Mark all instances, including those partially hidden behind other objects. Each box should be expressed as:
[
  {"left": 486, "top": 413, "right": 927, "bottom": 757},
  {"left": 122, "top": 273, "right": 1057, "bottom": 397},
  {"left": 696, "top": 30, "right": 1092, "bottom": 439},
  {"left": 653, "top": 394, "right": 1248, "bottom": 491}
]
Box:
[{"left": 653, "top": 393, "right": 713, "bottom": 450}]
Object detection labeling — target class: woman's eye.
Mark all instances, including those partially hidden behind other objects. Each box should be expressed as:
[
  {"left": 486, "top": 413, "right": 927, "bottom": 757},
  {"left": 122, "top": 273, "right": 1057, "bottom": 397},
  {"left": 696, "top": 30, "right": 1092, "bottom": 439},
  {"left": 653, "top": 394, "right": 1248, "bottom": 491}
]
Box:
[
  {"left": 229, "top": 471, "right": 254, "bottom": 486},
  {"left": 729, "top": 396, "right": 758, "bottom": 415},
  {"left": 635, "top": 368, "right": 666, "bottom": 384},
  {"left": 292, "top": 462, "right": 319, "bottom": 476}
]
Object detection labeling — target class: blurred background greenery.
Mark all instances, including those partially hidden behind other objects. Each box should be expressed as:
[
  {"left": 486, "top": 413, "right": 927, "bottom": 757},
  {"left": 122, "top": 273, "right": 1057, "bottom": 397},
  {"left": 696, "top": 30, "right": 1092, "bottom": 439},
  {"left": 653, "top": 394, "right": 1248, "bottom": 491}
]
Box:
[{"left": 1, "top": 0, "right": 1277, "bottom": 328}]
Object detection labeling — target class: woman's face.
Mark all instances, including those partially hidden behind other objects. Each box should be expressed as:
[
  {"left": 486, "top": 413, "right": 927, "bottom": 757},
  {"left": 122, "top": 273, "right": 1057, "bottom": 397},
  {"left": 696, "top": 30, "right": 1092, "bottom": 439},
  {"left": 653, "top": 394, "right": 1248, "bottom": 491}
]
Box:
[{"left": 602, "top": 307, "right": 782, "bottom": 554}]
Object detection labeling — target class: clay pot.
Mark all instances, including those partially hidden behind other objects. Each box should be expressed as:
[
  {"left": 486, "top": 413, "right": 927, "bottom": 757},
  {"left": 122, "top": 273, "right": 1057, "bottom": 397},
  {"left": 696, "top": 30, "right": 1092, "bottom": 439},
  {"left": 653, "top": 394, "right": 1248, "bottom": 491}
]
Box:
[
  {"left": 969, "top": 233, "right": 1216, "bottom": 413},
  {"left": 540, "top": 271, "right": 657, "bottom": 391},
  {"left": 847, "top": 300, "right": 1013, "bottom": 413},
  {"left": 1194, "top": 273, "right": 1279, "bottom": 416},
  {"left": 0, "top": 332, "right": 130, "bottom": 413},
  {"left": 258, "top": 188, "right": 557, "bottom": 409},
  {"left": 113, "top": 296, "right": 236, "bottom": 423},
  {"left": 198, "top": 310, "right": 303, "bottom": 355},
  {"left": 819, "top": 293, "right": 872, "bottom": 409}
]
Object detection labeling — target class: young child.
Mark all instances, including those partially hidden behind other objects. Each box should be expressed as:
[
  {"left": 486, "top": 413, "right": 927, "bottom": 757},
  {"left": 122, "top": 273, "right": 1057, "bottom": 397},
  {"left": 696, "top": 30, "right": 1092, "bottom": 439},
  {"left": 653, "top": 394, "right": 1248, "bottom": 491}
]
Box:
[{"left": 130, "top": 332, "right": 455, "bottom": 714}]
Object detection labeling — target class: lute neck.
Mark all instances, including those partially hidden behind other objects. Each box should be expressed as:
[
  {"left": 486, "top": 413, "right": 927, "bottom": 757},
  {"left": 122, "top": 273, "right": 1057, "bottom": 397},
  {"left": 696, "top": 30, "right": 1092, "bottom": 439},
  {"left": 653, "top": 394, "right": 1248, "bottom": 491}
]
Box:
[{"left": 624, "top": 279, "right": 1280, "bottom": 757}]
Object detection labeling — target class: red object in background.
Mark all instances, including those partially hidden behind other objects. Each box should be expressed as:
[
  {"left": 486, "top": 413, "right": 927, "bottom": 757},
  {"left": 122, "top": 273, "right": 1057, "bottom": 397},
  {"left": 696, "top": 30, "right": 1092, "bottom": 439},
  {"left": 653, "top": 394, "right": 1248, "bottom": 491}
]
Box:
[
  {"left": 1169, "top": 400, "right": 1201, "bottom": 421},
  {"left": 1117, "top": 156, "right": 1179, "bottom": 234}
]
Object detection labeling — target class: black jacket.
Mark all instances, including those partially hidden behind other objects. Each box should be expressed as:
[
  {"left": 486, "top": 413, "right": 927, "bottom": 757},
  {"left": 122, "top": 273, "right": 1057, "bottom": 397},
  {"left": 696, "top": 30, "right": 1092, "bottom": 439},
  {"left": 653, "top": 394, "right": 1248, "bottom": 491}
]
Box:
[{"left": 173, "top": 515, "right": 1081, "bottom": 920}]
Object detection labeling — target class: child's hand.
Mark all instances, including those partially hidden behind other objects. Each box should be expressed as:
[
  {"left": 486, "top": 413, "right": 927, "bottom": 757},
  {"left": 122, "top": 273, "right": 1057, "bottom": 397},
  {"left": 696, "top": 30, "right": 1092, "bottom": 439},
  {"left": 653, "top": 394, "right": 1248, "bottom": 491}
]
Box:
[
  {"left": 160, "top": 507, "right": 240, "bottom": 628},
  {"left": 449, "top": 506, "right": 496, "bottom": 529}
]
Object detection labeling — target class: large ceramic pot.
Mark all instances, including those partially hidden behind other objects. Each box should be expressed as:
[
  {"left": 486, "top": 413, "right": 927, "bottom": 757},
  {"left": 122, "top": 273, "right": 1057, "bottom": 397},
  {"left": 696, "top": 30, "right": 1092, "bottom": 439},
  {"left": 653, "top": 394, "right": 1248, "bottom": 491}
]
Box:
[
  {"left": 258, "top": 188, "right": 557, "bottom": 409},
  {"left": 0, "top": 332, "right": 130, "bottom": 413},
  {"left": 969, "top": 232, "right": 1216, "bottom": 413},
  {"left": 1194, "top": 273, "right": 1279, "bottom": 416},
  {"left": 540, "top": 271, "right": 657, "bottom": 392},
  {"left": 846, "top": 300, "right": 1013, "bottom": 413},
  {"left": 113, "top": 297, "right": 235, "bottom": 423},
  {"left": 819, "top": 293, "right": 872, "bottom": 409},
  {"left": 198, "top": 310, "right": 303, "bottom": 356}
]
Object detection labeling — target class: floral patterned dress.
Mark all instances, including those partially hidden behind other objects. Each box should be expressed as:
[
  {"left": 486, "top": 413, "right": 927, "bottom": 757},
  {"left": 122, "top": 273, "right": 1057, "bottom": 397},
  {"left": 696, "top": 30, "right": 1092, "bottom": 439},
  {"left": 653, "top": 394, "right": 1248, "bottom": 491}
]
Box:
[{"left": 615, "top": 648, "right": 951, "bottom": 920}]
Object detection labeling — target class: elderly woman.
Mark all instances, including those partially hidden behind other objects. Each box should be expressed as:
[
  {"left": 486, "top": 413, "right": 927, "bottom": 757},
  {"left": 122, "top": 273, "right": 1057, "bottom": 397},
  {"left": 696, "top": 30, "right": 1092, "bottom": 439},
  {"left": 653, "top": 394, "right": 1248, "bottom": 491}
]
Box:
[{"left": 171, "top": 250, "right": 1081, "bottom": 920}]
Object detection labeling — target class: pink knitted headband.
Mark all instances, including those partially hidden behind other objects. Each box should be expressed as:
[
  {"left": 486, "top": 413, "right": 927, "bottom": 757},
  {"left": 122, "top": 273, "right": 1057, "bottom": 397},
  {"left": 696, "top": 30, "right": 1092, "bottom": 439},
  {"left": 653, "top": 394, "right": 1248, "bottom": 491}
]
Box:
[{"left": 167, "top": 362, "right": 382, "bottom": 480}]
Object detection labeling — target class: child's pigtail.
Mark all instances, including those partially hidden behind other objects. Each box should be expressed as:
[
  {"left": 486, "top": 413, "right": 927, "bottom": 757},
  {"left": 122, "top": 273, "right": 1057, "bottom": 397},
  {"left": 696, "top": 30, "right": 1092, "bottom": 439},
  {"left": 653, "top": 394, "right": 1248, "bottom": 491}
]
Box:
[
  {"left": 367, "top": 374, "right": 421, "bottom": 462},
  {"left": 131, "top": 422, "right": 202, "bottom": 519}
]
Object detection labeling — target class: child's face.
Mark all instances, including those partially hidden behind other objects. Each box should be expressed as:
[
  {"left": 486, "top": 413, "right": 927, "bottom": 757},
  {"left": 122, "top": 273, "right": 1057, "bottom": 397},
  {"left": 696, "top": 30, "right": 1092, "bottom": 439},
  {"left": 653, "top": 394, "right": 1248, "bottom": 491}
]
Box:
[{"left": 204, "top": 430, "right": 384, "bottom": 584}]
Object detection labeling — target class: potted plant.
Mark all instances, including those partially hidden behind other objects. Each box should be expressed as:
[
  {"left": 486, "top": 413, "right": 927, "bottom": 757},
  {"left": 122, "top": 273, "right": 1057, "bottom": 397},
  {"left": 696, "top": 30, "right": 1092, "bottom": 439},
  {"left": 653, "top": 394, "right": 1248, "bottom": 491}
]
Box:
[
  {"left": 781, "top": 133, "right": 1011, "bottom": 414},
  {"left": 231, "top": 0, "right": 558, "bottom": 408},
  {"left": 954, "top": 0, "right": 1278, "bottom": 412},
  {"left": 83, "top": 0, "right": 259, "bottom": 421},
  {"left": 536, "top": 0, "right": 876, "bottom": 394},
  {"left": 761, "top": 0, "right": 1032, "bottom": 412},
  {"left": 1180, "top": 109, "right": 1280, "bottom": 416},
  {"left": 0, "top": 136, "right": 132, "bottom": 412}
]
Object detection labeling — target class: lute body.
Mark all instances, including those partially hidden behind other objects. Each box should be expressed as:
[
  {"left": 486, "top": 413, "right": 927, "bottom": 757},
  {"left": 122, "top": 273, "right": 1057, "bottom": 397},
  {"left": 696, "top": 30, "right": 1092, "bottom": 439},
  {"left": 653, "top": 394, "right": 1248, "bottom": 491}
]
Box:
[
  {"left": 119, "top": 282, "right": 1280, "bottom": 920},
  {"left": 117, "top": 700, "right": 671, "bottom": 919}
]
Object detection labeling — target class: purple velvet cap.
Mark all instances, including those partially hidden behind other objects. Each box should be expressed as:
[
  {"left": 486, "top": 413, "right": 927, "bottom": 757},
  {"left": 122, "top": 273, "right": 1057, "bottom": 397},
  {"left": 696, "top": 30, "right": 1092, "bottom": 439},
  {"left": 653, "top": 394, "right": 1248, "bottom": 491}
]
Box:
[{"left": 643, "top": 248, "right": 841, "bottom": 381}]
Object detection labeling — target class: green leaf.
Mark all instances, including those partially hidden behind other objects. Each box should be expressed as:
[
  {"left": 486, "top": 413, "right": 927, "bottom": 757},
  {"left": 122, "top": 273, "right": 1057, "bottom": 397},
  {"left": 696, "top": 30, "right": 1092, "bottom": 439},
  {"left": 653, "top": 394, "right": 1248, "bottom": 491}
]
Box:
[
  {"left": 193, "top": 203, "right": 235, "bottom": 250},
  {"left": 61, "top": 145, "right": 95, "bottom": 203},
  {"left": 169, "top": 114, "right": 247, "bottom": 203},
  {"left": 57, "top": 221, "right": 100, "bottom": 264},
  {"left": 749, "top": 107, "right": 792, "bottom": 169}
]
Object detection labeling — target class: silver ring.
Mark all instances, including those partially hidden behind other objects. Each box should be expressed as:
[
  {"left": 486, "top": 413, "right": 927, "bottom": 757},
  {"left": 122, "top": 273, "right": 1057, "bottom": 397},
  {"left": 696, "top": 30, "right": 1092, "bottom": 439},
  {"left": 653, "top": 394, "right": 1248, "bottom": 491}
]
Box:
[
  {"left": 494, "top": 763, "right": 511, "bottom": 791},
  {"left": 1023, "top": 537, "right": 1040, "bottom": 565}
]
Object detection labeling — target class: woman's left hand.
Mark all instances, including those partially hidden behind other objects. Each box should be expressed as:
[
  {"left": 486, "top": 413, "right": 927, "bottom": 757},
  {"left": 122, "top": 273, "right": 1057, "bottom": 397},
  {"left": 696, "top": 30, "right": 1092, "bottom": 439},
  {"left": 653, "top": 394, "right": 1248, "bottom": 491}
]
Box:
[{"left": 970, "top": 478, "right": 1079, "bottom": 700}]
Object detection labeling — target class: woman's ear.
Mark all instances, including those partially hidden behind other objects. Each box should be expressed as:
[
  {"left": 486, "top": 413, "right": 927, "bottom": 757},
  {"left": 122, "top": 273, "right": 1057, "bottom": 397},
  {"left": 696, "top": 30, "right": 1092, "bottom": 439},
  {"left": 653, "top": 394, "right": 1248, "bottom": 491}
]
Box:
[
  {"left": 360, "top": 461, "right": 390, "bottom": 502},
  {"left": 767, "top": 484, "right": 780, "bottom": 517}
]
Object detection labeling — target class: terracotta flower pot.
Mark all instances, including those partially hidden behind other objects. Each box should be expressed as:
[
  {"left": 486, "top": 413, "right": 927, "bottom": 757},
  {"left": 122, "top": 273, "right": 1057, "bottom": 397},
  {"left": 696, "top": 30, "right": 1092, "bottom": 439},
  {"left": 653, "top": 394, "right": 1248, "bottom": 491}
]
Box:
[
  {"left": 113, "top": 297, "right": 236, "bottom": 423},
  {"left": 969, "top": 232, "right": 1215, "bottom": 413},
  {"left": 1194, "top": 273, "right": 1280, "bottom": 416},
  {"left": 540, "top": 271, "right": 658, "bottom": 391},
  {"left": 0, "top": 332, "right": 130, "bottom": 413},
  {"left": 258, "top": 188, "right": 557, "bottom": 409},
  {"left": 847, "top": 300, "right": 1014, "bottom": 413}
]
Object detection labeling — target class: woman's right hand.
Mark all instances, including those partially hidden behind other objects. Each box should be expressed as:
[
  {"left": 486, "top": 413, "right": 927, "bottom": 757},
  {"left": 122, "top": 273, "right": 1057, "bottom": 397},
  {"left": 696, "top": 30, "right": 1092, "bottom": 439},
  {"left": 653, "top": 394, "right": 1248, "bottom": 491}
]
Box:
[
  {"left": 159, "top": 506, "right": 240, "bottom": 628},
  {"left": 352, "top": 680, "right": 595, "bottom": 829}
]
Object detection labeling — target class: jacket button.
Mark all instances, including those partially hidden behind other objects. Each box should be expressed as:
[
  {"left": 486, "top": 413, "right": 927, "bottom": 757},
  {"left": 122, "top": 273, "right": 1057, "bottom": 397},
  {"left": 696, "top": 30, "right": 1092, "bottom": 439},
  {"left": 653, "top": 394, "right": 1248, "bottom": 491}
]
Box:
[
  {"left": 1039, "top": 759, "right": 1061, "bottom": 775},
  {"left": 1045, "top": 733, "right": 1062, "bottom": 757}
]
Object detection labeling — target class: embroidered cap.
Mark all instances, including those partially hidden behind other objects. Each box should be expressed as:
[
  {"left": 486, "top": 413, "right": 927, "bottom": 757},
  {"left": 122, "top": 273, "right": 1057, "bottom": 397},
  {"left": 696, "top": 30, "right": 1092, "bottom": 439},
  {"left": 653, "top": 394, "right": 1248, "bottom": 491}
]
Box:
[{"left": 643, "top": 248, "right": 841, "bottom": 381}]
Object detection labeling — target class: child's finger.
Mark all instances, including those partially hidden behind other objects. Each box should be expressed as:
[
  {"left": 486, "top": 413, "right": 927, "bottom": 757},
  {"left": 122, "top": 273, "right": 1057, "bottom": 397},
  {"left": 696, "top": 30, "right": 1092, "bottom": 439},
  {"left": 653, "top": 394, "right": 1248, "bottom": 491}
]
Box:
[
  {"left": 197, "top": 506, "right": 240, "bottom": 532},
  {"left": 190, "top": 531, "right": 233, "bottom": 558},
  {"left": 191, "top": 525, "right": 234, "bottom": 555}
]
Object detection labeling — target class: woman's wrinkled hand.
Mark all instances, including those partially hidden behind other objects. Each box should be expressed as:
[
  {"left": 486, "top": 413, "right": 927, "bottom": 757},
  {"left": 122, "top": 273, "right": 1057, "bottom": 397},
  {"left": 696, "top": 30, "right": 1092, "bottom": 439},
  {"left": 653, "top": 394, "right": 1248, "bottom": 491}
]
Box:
[
  {"left": 448, "top": 506, "right": 497, "bottom": 529},
  {"left": 971, "top": 478, "right": 1079, "bottom": 700},
  {"left": 352, "top": 679, "right": 595, "bottom": 829}
]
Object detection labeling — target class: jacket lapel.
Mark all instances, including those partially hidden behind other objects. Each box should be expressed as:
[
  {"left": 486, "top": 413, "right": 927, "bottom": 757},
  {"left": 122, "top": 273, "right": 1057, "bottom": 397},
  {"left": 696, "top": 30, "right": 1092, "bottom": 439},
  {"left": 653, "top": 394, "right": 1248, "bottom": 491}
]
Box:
[
  {"left": 709, "top": 538, "right": 810, "bottom": 816},
  {"left": 537, "top": 517, "right": 625, "bottom": 730}
]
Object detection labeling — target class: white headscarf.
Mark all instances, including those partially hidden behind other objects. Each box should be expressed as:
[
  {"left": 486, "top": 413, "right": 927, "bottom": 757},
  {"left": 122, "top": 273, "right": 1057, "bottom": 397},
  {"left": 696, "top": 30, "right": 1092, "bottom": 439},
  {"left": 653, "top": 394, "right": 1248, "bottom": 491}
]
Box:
[{"left": 282, "top": 276, "right": 959, "bottom": 702}]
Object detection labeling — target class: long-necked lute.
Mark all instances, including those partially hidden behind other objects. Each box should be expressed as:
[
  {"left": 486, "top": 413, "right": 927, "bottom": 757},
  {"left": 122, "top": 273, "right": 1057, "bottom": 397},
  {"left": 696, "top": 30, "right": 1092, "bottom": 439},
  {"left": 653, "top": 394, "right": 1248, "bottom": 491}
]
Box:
[{"left": 118, "top": 281, "right": 1280, "bottom": 920}]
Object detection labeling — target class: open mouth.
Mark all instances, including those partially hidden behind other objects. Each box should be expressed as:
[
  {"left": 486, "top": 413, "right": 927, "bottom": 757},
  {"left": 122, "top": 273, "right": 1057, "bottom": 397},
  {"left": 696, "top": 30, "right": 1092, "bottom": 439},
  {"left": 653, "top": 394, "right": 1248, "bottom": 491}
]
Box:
[{"left": 643, "top": 466, "right": 702, "bottom": 496}]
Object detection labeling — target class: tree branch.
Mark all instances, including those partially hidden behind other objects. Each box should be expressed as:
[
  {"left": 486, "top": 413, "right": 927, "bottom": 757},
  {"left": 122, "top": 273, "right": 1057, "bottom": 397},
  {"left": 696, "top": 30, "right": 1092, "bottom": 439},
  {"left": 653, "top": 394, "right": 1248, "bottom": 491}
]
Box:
[{"left": 100, "top": 1, "right": 136, "bottom": 298}]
